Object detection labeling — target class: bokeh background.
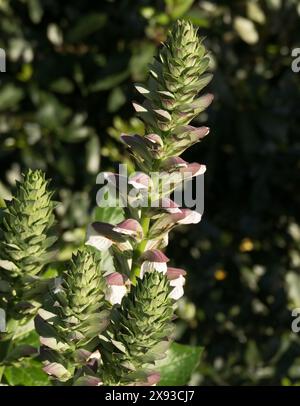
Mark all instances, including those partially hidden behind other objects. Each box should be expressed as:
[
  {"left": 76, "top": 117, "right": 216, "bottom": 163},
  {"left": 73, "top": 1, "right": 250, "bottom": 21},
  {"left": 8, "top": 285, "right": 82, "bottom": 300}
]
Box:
[{"left": 1, "top": 0, "right": 300, "bottom": 385}]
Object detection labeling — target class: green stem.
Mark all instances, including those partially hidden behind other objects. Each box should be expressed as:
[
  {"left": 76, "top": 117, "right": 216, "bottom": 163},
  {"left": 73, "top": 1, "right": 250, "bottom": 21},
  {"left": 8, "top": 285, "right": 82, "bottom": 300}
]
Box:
[
  {"left": 141, "top": 216, "right": 150, "bottom": 236},
  {"left": 130, "top": 213, "right": 150, "bottom": 284}
]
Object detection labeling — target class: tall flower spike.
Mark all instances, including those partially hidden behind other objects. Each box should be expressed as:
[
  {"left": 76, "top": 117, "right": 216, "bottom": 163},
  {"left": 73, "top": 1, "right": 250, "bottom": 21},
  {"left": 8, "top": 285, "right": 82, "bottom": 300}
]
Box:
[
  {"left": 100, "top": 271, "right": 174, "bottom": 385},
  {"left": 0, "top": 169, "right": 56, "bottom": 320},
  {"left": 82, "top": 19, "right": 213, "bottom": 386},
  {"left": 35, "top": 247, "right": 110, "bottom": 384}
]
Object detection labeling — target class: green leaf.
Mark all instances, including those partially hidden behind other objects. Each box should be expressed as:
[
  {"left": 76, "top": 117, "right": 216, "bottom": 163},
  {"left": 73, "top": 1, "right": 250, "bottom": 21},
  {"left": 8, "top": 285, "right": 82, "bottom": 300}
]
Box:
[
  {"left": 157, "top": 343, "right": 203, "bottom": 386},
  {"left": 28, "top": 0, "right": 43, "bottom": 24},
  {"left": 50, "top": 78, "right": 74, "bottom": 94},
  {"left": 0, "top": 84, "right": 24, "bottom": 111},
  {"left": 4, "top": 359, "right": 51, "bottom": 386},
  {"left": 89, "top": 69, "right": 130, "bottom": 92},
  {"left": 86, "top": 134, "right": 101, "bottom": 174},
  {"left": 4, "top": 344, "right": 37, "bottom": 363},
  {"left": 66, "top": 13, "right": 107, "bottom": 42},
  {"left": 166, "top": 0, "right": 194, "bottom": 19},
  {"left": 92, "top": 191, "right": 125, "bottom": 225},
  {"left": 107, "top": 87, "right": 126, "bottom": 113}
]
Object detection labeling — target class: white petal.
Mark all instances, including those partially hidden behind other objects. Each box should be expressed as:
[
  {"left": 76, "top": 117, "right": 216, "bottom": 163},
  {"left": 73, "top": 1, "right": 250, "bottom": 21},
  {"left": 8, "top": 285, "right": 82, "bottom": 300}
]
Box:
[
  {"left": 169, "top": 285, "right": 184, "bottom": 300},
  {"left": 140, "top": 261, "right": 154, "bottom": 278},
  {"left": 166, "top": 207, "right": 182, "bottom": 214},
  {"left": 169, "top": 275, "right": 185, "bottom": 300},
  {"left": 169, "top": 275, "right": 185, "bottom": 287},
  {"left": 85, "top": 235, "right": 112, "bottom": 251},
  {"left": 113, "top": 226, "right": 136, "bottom": 236},
  {"left": 154, "top": 262, "right": 167, "bottom": 274},
  {"left": 86, "top": 224, "right": 113, "bottom": 251},
  {"left": 105, "top": 285, "right": 127, "bottom": 305},
  {"left": 194, "top": 164, "right": 206, "bottom": 176},
  {"left": 140, "top": 261, "right": 167, "bottom": 278},
  {"left": 178, "top": 211, "right": 202, "bottom": 224}
]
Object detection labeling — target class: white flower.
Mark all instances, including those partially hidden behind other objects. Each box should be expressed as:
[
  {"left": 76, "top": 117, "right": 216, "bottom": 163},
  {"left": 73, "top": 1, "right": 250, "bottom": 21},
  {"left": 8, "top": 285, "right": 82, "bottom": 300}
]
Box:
[
  {"left": 166, "top": 267, "right": 186, "bottom": 300},
  {"left": 85, "top": 224, "right": 113, "bottom": 251},
  {"left": 106, "top": 285, "right": 127, "bottom": 305},
  {"left": 169, "top": 275, "right": 185, "bottom": 300},
  {"left": 139, "top": 249, "right": 169, "bottom": 278},
  {"left": 85, "top": 221, "right": 136, "bottom": 253},
  {"left": 105, "top": 272, "right": 127, "bottom": 305},
  {"left": 140, "top": 261, "right": 167, "bottom": 278}
]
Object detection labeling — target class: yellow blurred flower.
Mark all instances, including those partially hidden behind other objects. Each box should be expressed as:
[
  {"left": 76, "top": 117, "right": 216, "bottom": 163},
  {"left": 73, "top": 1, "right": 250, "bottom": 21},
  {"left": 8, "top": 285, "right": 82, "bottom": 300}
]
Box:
[
  {"left": 214, "top": 269, "right": 227, "bottom": 281},
  {"left": 239, "top": 238, "right": 254, "bottom": 252}
]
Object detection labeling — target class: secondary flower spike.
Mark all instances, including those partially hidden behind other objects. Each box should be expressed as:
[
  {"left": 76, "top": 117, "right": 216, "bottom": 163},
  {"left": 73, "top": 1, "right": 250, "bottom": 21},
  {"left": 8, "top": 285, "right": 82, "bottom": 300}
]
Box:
[{"left": 0, "top": 169, "right": 57, "bottom": 323}]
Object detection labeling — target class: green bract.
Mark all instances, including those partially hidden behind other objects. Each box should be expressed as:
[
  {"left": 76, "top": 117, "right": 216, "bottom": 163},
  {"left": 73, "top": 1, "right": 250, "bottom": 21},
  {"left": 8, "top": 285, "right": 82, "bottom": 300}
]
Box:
[
  {"left": 0, "top": 169, "right": 56, "bottom": 321},
  {"left": 35, "top": 248, "right": 110, "bottom": 383},
  {"left": 134, "top": 20, "right": 213, "bottom": 136},
  {"left": 101, "top": 272, "right": 174, "bottom": 385}
]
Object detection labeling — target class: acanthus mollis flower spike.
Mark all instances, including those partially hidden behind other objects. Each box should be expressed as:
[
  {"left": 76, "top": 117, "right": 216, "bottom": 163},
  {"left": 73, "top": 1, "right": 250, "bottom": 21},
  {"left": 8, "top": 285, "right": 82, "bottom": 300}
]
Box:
[
  {"left": 0, "top": 169, "right": 57, "bottom": 321},
  {"left": 35, "top": 247, "right": 110, "bottom": 384},
  {"left": 134, "top": 20, "right": 213, "bottom": 136},
  {"left": 100, "top": 272, "right": 174, "bottom": 385}
]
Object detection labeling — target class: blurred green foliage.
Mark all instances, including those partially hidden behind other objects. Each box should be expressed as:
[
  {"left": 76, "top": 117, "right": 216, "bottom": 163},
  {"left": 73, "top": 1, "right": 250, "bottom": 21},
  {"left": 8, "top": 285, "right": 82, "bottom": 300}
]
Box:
[{"left": 0, "top": 0, "right": 300, "bottom": 385}]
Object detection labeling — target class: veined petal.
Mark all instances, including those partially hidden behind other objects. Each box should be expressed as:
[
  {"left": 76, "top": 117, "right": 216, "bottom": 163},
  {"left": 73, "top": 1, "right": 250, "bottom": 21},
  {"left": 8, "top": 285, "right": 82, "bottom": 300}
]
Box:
[
  {"left": 106, "top": 272, "right": 125, "bottom": 286},
  {"left": 144, "top": 133, "right": 164, "bottom": 147},
  {"left": 174, "top": 125, "right": 210, "bottom": 140},
  {"left": 113, "top": 219, "right": 143, "bottom": 240},
  {"left": 166, "top": 267, "right": 187, "bottom": 280},
  {"left": 43, "top": 362, "right": 70, "bottom": 380},
  {"left": 162, "top": 156, "right": 188, "bottom": 170},
  {"left": 141, "top": 249, "right": 169, "bottom": 263}
]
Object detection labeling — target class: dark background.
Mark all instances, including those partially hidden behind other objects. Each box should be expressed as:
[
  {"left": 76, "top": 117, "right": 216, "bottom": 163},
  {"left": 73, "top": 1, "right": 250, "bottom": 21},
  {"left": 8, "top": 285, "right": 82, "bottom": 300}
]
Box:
[{"left": 0, "top": 0, "right": 300, "bottom": 385}]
